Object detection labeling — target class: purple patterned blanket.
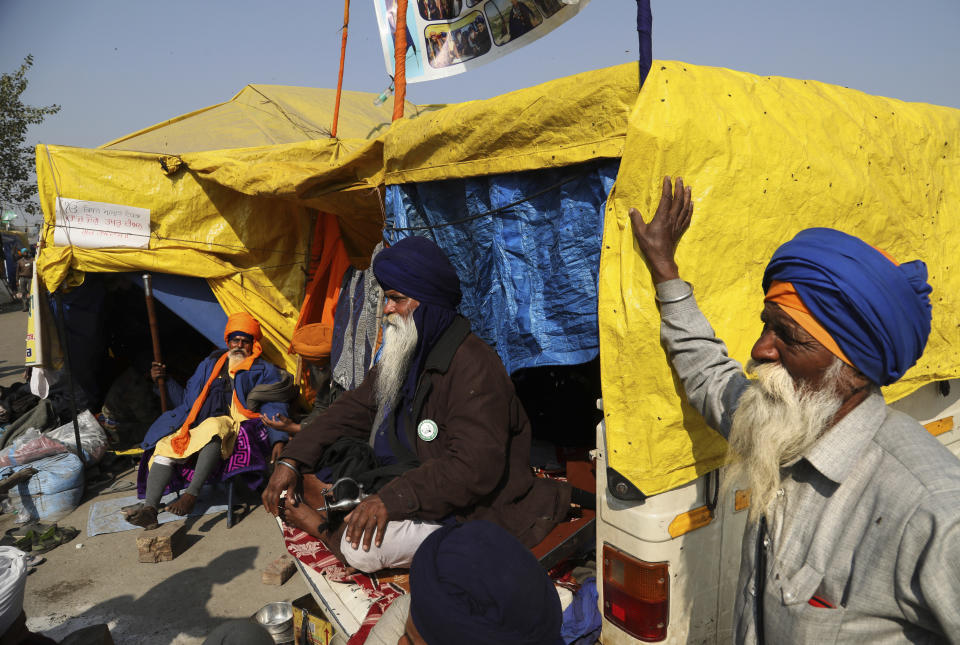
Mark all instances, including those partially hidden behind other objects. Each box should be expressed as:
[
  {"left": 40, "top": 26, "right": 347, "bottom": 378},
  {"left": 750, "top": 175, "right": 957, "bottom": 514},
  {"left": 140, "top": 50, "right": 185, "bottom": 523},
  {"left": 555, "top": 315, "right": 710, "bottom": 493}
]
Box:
[{"left": 136, "top": 419, "right": 271, "bottom": 498}]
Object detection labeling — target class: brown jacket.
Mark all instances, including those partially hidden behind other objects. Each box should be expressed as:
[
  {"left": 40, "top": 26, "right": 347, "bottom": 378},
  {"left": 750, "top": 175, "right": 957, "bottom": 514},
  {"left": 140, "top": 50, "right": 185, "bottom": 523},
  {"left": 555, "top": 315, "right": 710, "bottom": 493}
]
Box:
[{"left": 283, "top": 318, "right": 570, "bottom": 548}]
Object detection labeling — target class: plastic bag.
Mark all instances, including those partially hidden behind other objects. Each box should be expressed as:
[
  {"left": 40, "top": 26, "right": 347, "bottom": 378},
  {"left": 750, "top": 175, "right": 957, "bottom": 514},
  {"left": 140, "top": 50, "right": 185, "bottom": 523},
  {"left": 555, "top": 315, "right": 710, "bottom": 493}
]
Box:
[
  {"left": 0, "top": 433, "right": 68, "bottom": 468},
  {"left": 44, "top": 410, "right": 108, "bottom": 465}
]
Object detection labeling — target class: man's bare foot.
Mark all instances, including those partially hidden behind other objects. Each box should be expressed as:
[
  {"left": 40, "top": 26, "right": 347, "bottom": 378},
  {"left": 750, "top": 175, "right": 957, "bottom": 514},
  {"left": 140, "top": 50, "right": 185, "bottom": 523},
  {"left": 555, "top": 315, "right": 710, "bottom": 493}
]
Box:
[
  {"left": 125, "top": 504, "right": 160, "bottom": 530},
  {"left": 301, "top": 477, "right": 331, "bottom": 507},
  {"left": 165, "top": 493, "right": 197, "bottom": 516}
]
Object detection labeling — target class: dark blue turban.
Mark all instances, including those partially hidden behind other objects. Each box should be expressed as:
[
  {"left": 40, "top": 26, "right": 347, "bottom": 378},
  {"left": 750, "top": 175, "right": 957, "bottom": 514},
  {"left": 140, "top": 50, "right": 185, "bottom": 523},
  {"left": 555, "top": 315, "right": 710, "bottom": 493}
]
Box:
[
  {"left": 373, "top": 235, "right": 461, "bottom": 310},
  {"left": 763, "top": 228, "right": 932, "bottom": 386},
  {"left": 410, "top": 521, "right": 564, "bottom": 645}
]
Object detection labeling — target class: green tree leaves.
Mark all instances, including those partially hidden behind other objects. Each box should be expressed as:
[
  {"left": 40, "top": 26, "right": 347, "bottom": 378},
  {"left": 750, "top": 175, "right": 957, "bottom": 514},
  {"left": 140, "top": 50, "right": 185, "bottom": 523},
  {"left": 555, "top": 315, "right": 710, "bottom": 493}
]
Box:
[{"left": 0, "top": 55, "right": 60, "bottom": 215}]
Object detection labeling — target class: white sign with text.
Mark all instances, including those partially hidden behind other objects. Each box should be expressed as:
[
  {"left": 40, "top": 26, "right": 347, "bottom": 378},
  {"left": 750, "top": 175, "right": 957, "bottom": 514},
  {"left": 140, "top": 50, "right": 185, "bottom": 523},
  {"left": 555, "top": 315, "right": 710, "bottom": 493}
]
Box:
[{"left": 54, "top": 197, "right": 151, "bottom": 249}]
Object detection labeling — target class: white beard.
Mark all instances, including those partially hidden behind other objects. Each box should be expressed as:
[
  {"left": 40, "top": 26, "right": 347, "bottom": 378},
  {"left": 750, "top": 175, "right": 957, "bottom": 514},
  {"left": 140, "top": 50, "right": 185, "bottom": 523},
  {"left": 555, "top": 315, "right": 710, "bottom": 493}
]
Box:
[
  {"left": 227, "top": 348, "right": 250, "bottom": 370},
  {"left": 724, "top": 358, "right": 846, "bottom": 524},
  {"left": 374, "top": 313, "right": 419, "bottom": 423}
]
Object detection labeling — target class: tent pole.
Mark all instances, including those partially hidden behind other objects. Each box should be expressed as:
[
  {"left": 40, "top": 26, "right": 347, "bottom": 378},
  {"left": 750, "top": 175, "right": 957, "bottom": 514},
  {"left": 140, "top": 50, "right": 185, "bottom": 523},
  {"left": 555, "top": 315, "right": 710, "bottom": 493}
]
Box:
[
  {"left": 331, "top": 0, "right": 351, "bottom": 139},
  {"left": 53, "top": 289, "right": 86, "bottom": 469},
  {"left": 143, "top": 274, "right": 170, "bottom": 412},
  {"left": 392, "top": 0, "right": 409, "bottom": 121}
]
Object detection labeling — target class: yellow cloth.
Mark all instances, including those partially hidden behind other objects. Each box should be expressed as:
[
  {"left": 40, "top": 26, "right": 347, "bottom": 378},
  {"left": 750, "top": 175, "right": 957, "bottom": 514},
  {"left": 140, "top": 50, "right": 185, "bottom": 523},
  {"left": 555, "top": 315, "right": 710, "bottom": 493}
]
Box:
[
  {"left": 599, "top": 61, "right": 960, "bottom": 498},
  {"left": 151, "top": 401, "right": 244, "bottom": 467}
]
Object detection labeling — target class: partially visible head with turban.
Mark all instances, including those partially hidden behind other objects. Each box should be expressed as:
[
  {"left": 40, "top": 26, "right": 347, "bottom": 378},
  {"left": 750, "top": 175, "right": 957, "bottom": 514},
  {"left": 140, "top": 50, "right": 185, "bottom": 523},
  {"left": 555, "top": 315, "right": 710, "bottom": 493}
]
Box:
[
  {"left": 407, "top": 521, "right": 563, "bottom": 645},
  {"left": 291, "top": 323, "right": 333, "bottom": 362},
  {"left": 762, "top": 228, "right": 932, "bottom": 386}
]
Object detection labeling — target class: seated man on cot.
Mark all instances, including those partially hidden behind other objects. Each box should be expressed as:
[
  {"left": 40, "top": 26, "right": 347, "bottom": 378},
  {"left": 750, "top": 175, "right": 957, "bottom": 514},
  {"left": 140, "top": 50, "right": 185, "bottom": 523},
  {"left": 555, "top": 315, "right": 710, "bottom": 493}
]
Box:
[
  {"left": 126, "top": 312, "right": 295, "bottom": 529},
  {"left": 262, "top": 236, "right": 571, "bottom": 572},
  {"left": 631, "top": 177, "right": 960, "bottom": 642}
]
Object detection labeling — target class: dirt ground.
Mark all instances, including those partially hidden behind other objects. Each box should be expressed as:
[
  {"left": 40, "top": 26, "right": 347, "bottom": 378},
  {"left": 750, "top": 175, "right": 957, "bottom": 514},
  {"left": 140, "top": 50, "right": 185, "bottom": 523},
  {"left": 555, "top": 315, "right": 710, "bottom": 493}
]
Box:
[{"left": 0, "top": 303, "right": 310, "bottom": 644}]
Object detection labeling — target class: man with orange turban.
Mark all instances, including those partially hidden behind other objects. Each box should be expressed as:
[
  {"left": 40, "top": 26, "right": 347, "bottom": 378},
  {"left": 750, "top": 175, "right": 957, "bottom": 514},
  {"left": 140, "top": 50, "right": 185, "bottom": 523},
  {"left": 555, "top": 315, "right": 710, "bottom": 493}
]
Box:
[
  {"left": 630, "top": 177, "right": 960, "bottom": 643},
  {"left": 126, "top": 312, "right": 294, "bottom": 528}
]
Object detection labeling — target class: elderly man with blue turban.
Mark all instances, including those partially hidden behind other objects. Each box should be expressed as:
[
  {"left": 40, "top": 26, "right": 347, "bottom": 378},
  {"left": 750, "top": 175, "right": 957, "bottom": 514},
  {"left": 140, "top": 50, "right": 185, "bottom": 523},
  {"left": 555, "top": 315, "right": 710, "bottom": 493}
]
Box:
[
  {"left": 630, "top": 177, "right": 960, "bottom": 643},
  {"left": 263, "top": 236, "right": 571, "bottom": 572}
]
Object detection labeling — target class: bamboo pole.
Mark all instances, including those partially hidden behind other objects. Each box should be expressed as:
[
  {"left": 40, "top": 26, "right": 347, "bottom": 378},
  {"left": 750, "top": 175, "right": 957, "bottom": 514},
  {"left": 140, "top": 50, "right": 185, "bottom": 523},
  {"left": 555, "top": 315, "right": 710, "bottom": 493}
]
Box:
[
  {"left": 392, "top": 0, "right": 409, "bottom": 121},
  {"left": 143, "top": 274, "right": 169, "bottom": 412},
  {"left": 331, "top": 0, "right": 351, "bottom": 138}
]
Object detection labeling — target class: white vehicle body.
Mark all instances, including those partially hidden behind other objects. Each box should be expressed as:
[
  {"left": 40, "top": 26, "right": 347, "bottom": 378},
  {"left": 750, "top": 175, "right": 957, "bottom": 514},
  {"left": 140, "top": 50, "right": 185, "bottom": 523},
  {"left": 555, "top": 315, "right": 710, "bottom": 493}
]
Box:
[{"left": 595, "top": 378, "right": 960, "bottom": 643}]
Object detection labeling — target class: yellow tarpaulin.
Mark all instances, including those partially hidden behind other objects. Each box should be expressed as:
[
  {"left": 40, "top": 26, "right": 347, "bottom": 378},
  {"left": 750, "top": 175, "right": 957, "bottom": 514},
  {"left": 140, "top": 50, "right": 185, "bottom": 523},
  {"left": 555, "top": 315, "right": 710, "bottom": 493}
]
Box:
[
  {"left": 384, "top": 63, "right": 639, "bottom": 185},
  {"left": 34, "top": 86, "right": 418, "bottom": 372},
  {"left": 35, "top": 145, "right": 312, "bottom": 373},
  {"left": 600, "top": 61, "right": 960, "bottom": 497},
  {"left": 102, "top": 85, "right": 420, "bottom": 153}
]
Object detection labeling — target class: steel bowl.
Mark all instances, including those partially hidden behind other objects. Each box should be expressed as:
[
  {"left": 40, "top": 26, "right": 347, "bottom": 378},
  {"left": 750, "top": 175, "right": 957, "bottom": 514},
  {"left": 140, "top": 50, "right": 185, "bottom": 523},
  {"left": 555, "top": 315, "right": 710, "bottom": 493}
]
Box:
[{"left": 255, "top": 601, "right": 294, "bottom": 635}]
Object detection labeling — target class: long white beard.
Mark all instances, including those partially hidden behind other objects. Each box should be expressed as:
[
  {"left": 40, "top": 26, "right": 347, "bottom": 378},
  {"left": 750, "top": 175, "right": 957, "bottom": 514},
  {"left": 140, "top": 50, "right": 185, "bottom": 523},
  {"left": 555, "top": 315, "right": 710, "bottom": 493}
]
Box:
[
  {"left": 724, "top": 358, "right": 846, "bottom": 524},
  {"left": 374, "top": 313, "right": 419, "bottom": 423}
]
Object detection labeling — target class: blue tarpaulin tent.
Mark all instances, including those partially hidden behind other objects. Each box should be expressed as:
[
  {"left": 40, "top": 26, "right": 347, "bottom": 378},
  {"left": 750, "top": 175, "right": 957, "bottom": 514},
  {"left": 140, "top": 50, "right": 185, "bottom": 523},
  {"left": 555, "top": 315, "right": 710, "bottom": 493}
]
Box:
[{"left": 384, "top": 159, "right": 619, "bottom": 375}]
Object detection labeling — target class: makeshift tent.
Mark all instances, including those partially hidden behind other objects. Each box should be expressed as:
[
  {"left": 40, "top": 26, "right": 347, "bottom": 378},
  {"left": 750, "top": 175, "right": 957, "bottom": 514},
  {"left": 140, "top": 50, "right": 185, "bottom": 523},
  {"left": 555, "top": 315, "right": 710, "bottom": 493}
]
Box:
[
  {"left": 381, "top": 62, "right": 960, "bottom": 497},
  {"left": 35, "top": 86, "right": 426, "bottom": 373}
]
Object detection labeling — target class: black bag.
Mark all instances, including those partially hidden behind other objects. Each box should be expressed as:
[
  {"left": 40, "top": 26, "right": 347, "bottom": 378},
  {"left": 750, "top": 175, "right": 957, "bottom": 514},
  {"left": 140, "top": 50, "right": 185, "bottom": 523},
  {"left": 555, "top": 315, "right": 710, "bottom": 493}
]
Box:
[
  {"left": 315, "top": 436, "right": 413, "bottom": 494},
  {"left": 0, "top": 382, "right": 40, "bottom": 425}
]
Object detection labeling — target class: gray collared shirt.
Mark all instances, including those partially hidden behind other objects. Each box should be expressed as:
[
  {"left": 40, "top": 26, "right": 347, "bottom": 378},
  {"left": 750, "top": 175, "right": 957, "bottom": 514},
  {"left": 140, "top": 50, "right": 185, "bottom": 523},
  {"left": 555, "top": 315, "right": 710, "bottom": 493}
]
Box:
[{"left": 656, "top": 278, "right": 960, "bottom": 644}]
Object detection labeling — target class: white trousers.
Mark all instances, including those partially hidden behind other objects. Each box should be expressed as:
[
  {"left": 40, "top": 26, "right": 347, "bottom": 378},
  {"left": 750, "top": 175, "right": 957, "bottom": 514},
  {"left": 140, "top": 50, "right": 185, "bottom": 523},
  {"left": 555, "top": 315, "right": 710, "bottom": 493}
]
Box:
[{"left": 340, "top": 520, "right": 443, "bottom": 572}]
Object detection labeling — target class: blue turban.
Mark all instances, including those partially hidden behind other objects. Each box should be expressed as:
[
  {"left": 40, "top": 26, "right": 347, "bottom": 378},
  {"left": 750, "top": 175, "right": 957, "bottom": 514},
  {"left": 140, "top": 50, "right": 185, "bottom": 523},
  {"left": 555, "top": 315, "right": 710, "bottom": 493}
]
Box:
[
  {"left": 410, "top": 521, "right": 564, "bottom": 645},
  {"left": 763, "top": 228, "right": 932, "bottom": 386},
  {"left": 373, "top": 235, "right": 461, "bottom": 310}
]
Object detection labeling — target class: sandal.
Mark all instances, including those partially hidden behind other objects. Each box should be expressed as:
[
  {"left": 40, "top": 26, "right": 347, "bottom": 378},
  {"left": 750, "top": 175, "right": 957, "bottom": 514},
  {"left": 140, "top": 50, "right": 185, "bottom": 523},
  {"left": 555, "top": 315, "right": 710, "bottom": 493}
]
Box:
[
  {"left": 1, "top": 523, "right": 56, "bottom": 551},
  {"left": 31, "top": 525, "right": 79, "bottom": 554}
]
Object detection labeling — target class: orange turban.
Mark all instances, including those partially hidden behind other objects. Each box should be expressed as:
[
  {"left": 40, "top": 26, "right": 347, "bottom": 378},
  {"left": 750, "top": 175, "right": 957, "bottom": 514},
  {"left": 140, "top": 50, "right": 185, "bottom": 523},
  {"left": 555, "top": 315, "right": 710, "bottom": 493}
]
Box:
[
  {"left": 291, "top": 323, "right": 334, "bottom": 361},
  {"left": 764, "top": 281, "right": 852, "bottom": 367},
  {"left": 224, "top": 312, "right": 262, "bottom": 343}
]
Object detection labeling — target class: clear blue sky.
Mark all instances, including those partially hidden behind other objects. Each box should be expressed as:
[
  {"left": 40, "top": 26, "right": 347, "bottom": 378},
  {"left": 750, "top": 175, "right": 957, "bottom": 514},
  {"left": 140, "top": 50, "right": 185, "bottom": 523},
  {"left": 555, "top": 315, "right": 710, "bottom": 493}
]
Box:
[{"left": 2, "top": 0, "right": 959, "bottom": 170}]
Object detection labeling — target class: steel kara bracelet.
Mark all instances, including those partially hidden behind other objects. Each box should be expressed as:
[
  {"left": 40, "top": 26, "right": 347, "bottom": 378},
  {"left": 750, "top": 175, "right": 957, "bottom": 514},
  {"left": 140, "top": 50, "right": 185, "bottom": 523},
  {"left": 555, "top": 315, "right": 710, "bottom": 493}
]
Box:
[
  {"left": 654, "top": 281, "right": 694, "bottom": 304},
  {"left": 277, "top": 459, "right": 302, "bottom": 479}
]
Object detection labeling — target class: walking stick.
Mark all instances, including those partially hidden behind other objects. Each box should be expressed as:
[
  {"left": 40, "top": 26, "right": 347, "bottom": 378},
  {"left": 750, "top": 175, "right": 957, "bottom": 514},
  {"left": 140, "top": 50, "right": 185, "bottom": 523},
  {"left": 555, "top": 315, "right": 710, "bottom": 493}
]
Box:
[{"left": 143, "top": 274, "right": 169, "bottom": 412}]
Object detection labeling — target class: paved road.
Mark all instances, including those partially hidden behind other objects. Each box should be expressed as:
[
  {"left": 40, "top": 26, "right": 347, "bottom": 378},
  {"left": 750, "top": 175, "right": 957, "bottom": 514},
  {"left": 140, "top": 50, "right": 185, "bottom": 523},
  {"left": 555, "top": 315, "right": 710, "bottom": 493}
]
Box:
[{"left": 0, "top": 304, "right": 28, "bottom": 388}]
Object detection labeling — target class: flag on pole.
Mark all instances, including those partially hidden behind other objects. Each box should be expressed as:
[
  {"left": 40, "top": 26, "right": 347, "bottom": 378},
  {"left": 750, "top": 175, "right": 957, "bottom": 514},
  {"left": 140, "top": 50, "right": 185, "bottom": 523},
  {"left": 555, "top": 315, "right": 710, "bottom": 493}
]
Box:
[{"left": 636, "top": 0, "right": 652, "bottom": 87}]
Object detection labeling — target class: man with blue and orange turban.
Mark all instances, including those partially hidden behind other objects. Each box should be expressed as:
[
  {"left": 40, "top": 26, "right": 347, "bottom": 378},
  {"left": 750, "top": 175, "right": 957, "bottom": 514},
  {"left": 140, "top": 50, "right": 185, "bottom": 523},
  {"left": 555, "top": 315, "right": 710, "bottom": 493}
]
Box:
[
  {"left": 126, "top": 312, "right": 294, "bottom": 529},
  {"left": 629, "top": 177, "right": 960, "bottom": 643},
  {"left": 262, "top": 236, "right": 571, "bottom": 573}
]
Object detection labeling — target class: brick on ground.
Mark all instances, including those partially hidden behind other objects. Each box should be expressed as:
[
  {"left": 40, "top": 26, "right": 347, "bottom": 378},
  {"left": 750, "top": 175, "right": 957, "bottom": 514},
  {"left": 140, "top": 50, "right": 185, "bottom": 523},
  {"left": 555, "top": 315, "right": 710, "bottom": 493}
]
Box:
[
  {"left": 136, "top": 523, "right": 183, "bottom": 563},
  {"left": 262, "top": 554, "right": 296, "bottom": 585}
]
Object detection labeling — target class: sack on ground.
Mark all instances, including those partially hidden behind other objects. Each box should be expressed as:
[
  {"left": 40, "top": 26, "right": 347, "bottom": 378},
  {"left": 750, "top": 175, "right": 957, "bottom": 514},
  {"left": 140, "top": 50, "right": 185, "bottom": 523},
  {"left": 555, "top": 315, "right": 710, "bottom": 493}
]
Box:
[
  {"left": 45, "top": 410, "right": 108, "bottom": 465},
  {"left": 4, "top": 452, "right": 84, "bottom": 523}
]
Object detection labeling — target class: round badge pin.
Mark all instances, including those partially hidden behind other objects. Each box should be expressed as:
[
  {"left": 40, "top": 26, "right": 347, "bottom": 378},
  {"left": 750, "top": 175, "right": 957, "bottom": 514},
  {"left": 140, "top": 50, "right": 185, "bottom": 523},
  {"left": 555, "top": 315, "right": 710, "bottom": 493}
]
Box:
[{"left": 417, "top": 419, "right": 439, "bottom": 442}]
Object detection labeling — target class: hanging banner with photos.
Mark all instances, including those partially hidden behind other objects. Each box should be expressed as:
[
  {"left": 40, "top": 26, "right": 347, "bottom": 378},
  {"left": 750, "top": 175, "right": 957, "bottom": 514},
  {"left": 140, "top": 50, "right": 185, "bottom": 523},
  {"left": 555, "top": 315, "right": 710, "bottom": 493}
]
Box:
[{"left": 374, "top": 0, "right": 591, "bottom": 83}]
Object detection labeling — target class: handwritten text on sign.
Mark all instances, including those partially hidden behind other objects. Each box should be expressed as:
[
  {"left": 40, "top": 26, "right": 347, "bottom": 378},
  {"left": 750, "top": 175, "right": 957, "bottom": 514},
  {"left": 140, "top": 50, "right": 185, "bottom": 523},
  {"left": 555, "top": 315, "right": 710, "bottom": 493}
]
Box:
[{"left": 54, "top": 197, "right": 151, "bottom": 249}]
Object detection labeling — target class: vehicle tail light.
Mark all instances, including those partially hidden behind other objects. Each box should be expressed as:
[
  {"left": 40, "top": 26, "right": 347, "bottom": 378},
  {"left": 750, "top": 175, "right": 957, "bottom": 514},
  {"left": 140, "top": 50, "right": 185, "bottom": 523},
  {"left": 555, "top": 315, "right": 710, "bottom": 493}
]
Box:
[{"left": 602, "top": 544, "right": 669, "bottom": 642}]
